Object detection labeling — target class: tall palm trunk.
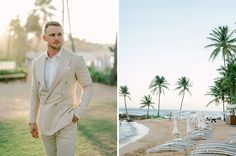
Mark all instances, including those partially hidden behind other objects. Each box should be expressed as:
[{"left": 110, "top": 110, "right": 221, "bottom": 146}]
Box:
[
  {"left": 157, "top": 89, "right": 161, "bottom": 117},
  {"left": 66, "top": 0, "right": 75, "bottom": 52},
  {"left": 222, "top": 97, "right": 225, "bottom": 121},
  {"left": 6, "top": 30, "right": 11, "bottom": 58},
  {"left": 223, "top": 55, "right": 226, "bottom": 68},
  {"left": 179, "top": 91, "right": 185, "bottom": 111},
  {"left": 230, "top": 88, "right": 233, "bottom": 104},
  {"left": 147, "top": 106, "right": 150, "bottom": 119},
  {"left": 62, "top": 0, "right": 64, "bottom": 29},
  {"left": 124, "top": 96, "right": 130, "bottom": 120}
]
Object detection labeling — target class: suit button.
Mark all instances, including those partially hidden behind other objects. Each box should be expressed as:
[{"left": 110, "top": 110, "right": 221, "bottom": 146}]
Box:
[{"left": 55, "top": 104, "right": 57, "bottom": 106}]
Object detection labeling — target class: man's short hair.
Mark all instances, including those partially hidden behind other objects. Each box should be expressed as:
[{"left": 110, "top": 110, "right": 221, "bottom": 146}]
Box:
[{"left": 44, "top": 21, "right": 62, "bottom": 34}]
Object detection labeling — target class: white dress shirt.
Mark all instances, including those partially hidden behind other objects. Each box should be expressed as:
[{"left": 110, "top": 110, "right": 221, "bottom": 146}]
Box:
[{"left": 44, "top": 48, "right": 62, "bottom": 88}]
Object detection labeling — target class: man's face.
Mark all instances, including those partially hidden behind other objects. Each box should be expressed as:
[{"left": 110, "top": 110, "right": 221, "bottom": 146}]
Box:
[{"left": 43, "top": 26, "right": 63, "bottom": 50}]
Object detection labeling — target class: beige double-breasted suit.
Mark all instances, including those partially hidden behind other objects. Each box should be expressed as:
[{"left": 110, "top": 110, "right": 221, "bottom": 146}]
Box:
[{"left": 29, "top": 48, "right": 93, "bottom": 155}]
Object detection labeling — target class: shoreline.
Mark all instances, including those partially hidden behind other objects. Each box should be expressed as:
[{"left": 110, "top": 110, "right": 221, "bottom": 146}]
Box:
[
  {"left": 120, "top": 121, "right": 149, "bottom": 149},
  {"left": 119, "top": 119, "right": 236, "bottom": 156}
]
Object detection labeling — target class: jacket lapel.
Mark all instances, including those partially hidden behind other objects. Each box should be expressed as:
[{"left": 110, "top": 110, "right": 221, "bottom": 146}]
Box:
[
  {"left": 39, "top": 53, "right": 47, "bottom": 89},
  {"left": 44, "top": 49, "right": 71, "bottom": 101}
]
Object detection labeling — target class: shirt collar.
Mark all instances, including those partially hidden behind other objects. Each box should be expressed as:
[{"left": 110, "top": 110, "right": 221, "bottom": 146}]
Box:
[{"left": 46, "top": 47, "right": 63, "bottom": 59}]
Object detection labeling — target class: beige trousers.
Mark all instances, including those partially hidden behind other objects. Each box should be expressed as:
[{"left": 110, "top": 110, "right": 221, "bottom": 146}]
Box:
[{"left": 41, "top": 122, "right": 77, "bottom": 156}]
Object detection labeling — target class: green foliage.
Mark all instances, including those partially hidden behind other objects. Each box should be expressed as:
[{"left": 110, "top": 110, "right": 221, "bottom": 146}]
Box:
[
  {"left": 140, "top": 95, "right": 155, "bottom": 118},
  {"left": 205, "top": 26, "right": 236, "bottom": 67},
  {"left": 174, "top": 76, "right": 193, "bottom": 111},
  {"left": 0, "top": 68, "right": 27, "bottom": 75},
  {"left": 149, "top": 75, "right": 169, "bottom": 117},
  {"left": 0, "top": 58, "right": 15, "bottom": 61},
  {"left": 88, "top": 66, "right": 116, "bottom": 86},
  {"left": 119, "top": 85, "right": 131, "bottom": 121},
  {"left": 205, "top": 25, "right": 236, "bottom": 120}
]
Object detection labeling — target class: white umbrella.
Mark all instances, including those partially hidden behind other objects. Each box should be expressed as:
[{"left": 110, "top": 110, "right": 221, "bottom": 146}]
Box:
[
  {"left": 172, "top": 117, "right": 179, "bottom": 136},
  {"left": 186, "top": 118, "right": 192, "bottom": 134}
]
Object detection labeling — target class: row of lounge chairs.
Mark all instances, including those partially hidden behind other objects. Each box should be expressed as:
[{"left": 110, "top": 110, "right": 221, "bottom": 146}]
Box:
[
  {"left": 187, "top": 129, "right": 212, "bottom": 141},
  {"left": 191, "top": 142, "right": 236, "bottom": 156},
  {"left": 146, "top": 112, "right": 236, "bottom": 155},
  {"left": 147, "top": 138, "right": 196, "bottom": 153},
  {"left": 147, "top": 128, "right": 212, "bottom": 154},
  {"left": 146, "top": 117, "right": 214, "bottom": 154},
  {"left": 147, "top": 131, "right": 236, "bottom": 155},
  {"left": 228, "top": 134, "right": 236, "bottom": 144}
]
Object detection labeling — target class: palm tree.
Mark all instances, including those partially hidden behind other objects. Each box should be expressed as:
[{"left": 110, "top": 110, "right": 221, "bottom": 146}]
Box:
[
  {"left": 218, "top": 60, "right": 236, "bottom": 104},
  {"left": 25, "top": 13, "right": 41, "bottom": 50},
  {"left": 8, "top": 16, "right": 28, "bottom": 62},
  {"left": 33, "top": 0, "right": 56, "bottom": 25},
  {"left": 206, "top": 78, "right": 227, "bottom": 121},
  {"left": 65, "top": 0, "right": 75, "bottom": 52},
  {"left": 119, "top": 85, "right": 131, "bottom": 121},
  {"left": 149, "top": 75, "right": 169, "bottom": 117},
  {"left": 25, "top": 0, "right": 56, "bottom": 51},
  {"left": 140, "top": 95, "right": 155, "bottom": 119},
  {"left": 205, "top": 26, "right": 236, "bottom": 67},
  {"left": 174, "top": 76, "right": 193, "bottom": 111}
]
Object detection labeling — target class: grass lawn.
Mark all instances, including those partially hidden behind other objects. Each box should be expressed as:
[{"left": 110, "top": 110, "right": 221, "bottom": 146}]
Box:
[{"left": 0, "top": 102, "right": 117, "bottom": 156}]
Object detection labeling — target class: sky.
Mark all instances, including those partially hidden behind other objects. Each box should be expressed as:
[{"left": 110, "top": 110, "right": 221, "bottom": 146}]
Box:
[
  {"left": 0, "top": 0, "right": 117, "bottom": 44},
  {"left": 119, "top": 0, "right": 236, "bottom": 111}
]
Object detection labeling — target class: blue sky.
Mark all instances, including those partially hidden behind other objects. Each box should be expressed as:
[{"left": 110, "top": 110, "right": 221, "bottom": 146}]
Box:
[{"left": 119, "top": 0, "right": 236, "bottom": 111}]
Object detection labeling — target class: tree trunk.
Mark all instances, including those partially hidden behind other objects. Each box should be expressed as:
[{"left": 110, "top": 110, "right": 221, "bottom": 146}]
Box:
[
  {"left": 124, "top": 96, "right": 130, "bottom": 120},
  {"left": 62, "top": 0, "right": 64, "bottom": 29},
  {"left": 179, "top": 92, "right": 185, "bottom": 111},
  {"left": 223, "top": 55, "right": 226, "bottom": 68},
  {"left": 223, "top": 100, "right": 225, "bottom": 121},
  {"left": 6, "top": 30, "right": 11, "bottom": 58},
  {"left": 157, "top": 89, "right": 161, "bottom": 117},
  {"left": 66, "top": 0, "right": 75, "bottom": 52},
  {"left": 147, "top": 106, "right": 150, "bottom": 119}
]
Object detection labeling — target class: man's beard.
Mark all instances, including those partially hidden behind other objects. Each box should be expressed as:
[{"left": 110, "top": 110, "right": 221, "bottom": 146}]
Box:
[{"left": 49, "top": 43, "right": 62, "bottom": 50}]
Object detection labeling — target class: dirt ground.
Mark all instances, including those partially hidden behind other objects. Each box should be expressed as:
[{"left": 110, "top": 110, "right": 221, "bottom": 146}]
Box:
[{"left": 0, "top": 80, "right": 117, "bottom": 120}]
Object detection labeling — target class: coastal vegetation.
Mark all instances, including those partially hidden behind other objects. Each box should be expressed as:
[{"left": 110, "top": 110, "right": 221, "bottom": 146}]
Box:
[
  {"left": 140, "top": 95, "right": 155, "bottom": 119},
  {"left": 149, "top": 75, "right": 169, "bottom": 117},
  {"left": 120, "top": 75, "right": 192, "bottom": 120},
  {"left": 119, "top": 85, "right": 131, "bottom": 121},
  {"left": 205, "top": 25, "right": 236, "bottom": 121},
  {"left": 174, "top": 76, "right": 193, "bottom": 111}
]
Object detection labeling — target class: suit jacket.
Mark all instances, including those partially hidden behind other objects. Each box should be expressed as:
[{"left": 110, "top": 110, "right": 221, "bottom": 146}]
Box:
[{"left": 29, "top": 48, "right": 93, "bottom": 135}]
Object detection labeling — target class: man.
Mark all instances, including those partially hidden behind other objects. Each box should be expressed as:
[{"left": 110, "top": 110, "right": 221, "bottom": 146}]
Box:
[{"left": 29, "top": 21, "right": 93, "bottom": 156}]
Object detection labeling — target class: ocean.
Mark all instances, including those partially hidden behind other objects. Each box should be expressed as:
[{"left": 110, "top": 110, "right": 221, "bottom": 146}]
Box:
[
  {"left": 119, "top": 108, "right": 223, "bottom": 148},
  {"left": 119, "top": 107, "right": 223, "bottom": 119}
]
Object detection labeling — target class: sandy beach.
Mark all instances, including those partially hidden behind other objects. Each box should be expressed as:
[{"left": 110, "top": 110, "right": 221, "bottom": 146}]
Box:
[{"left": 120, "top": 119, "right": 236, "bottom": 156}]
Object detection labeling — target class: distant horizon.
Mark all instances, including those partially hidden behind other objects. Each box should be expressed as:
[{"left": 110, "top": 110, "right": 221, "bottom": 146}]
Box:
[{"left": 119, "top": 107, "right": 223, "bottom": 112}]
